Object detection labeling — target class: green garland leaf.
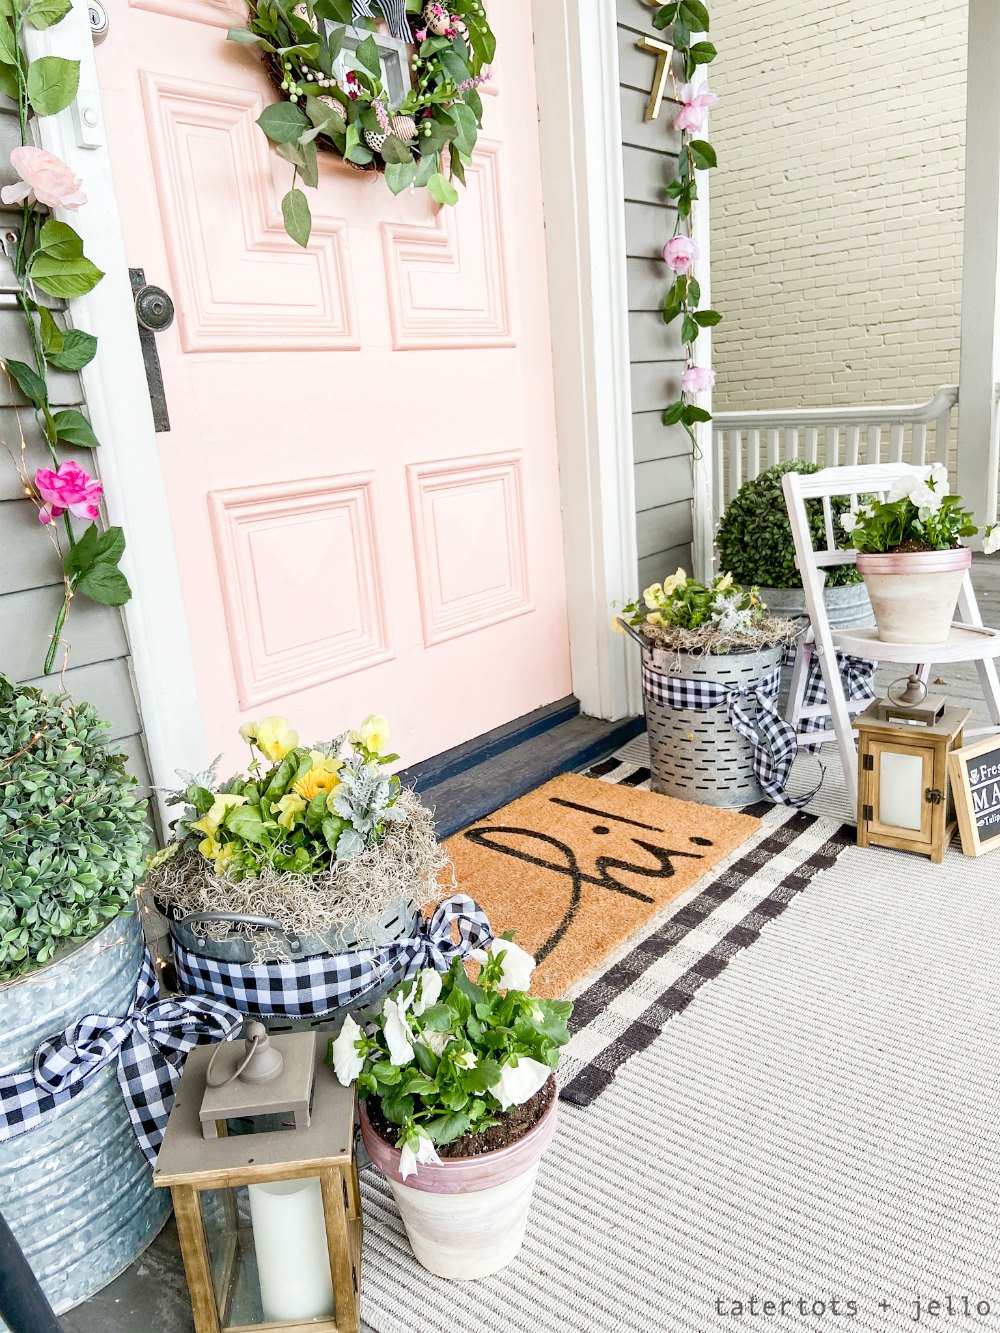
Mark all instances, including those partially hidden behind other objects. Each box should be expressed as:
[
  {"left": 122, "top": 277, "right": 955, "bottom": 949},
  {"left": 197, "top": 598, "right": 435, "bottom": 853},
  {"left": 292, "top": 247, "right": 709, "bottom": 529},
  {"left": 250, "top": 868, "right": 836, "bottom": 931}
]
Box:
[
  {"left": 29, "top": 221, "right": 104, "bottom": 298},
  {"left": 47, "top": 328, "right": 98, "bottom": 371},
  {"left": 679, "top": 0, "right": 709, "bottom": 31},
  {"left": 689, "top": 138, "right": 717, "bottom": 169},
  {"left": 52, "top": 408, "right": 99, "bottom": 449},
  {"left": 26, "top": 54, "right": 79, "bottom": 116},
  {"left": 4, "top": 358, "right": 48, "bottom": 410},
  {"left": 25, "top": 0, "right": 72, "bottom": 29},
  {"left": 688, "top": 40, "right": 717, "bottom": 65}
]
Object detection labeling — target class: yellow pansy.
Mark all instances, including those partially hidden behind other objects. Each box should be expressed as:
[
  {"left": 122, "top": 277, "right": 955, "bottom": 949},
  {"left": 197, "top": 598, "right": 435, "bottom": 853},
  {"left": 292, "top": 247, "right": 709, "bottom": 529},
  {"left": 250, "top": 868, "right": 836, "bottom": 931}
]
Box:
[
  {"left": 643, "top": 583, "right": 664, "bottom": 610},
  {"left": 274, "top": 792, "right": 307, "bottom": 830},
  {"left": 307, "top": 750, "right": 343, "bottom": 776},
  {"left": 293, "top": 767, "right": 341, "bottom": 803},
  {"left": 213, "top": 843, "right": 237, "bottom": 876},
  {"left": 716, "top": 572, "right": 734, "bottom": 592},
  {"left": 191, "top": 793, "right": 247, "bottom": 838},
  {"left": 198, "top": 835, "right": 221, "bottom": 861},
  {"left": 610, "top": 614, "right": 627, "bottom": 636},
  {"left": 647, "top": 611, "right": 666, "bottom": 626},
  {"left": 349, "top": 713, "right": 390, "bottom": 754},
  {"left": 662, "top": 568, "right": 687, "bottom": 595},
  {"left": 240, "top": 716, "right": 299, "bottom": 762}
]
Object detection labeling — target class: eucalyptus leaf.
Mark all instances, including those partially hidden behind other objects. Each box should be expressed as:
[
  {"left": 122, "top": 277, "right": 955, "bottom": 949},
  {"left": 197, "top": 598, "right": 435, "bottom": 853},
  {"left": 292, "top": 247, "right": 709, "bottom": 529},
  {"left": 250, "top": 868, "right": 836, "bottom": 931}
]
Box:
[
  {"left": 447, "top": 102, "right": 477, "bottom": 157},
  {"left": 226, "top": 27, "right": 264, "bottom": 43},
  {"left": 427, "top": 171, "right": 458, "bottom": 206},
  {"left": 281, "top": 188, "right": 312, "bottom": 248},
  {"left": 384, "top": 159, "right": 417, "bottom": 194},
  {"left": 379, "top": 132, "right": 412, "bottom": 165},
  {"left": 354, "top": 33, "right": 381, "bottom": 78},
  {"left": 257, "top": 100, "right": 310, "bottom": 143}
]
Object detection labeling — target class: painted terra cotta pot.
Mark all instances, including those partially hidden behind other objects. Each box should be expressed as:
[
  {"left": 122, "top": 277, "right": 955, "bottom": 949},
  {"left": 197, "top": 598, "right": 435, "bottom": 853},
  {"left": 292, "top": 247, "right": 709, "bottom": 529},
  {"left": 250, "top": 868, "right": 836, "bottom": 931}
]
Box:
[
  {"left": 856, "top": 545, "right": 971, "bottom": 644},
  {"left": 359, "top": 1089, "right": 558, "bottom": 1280}
]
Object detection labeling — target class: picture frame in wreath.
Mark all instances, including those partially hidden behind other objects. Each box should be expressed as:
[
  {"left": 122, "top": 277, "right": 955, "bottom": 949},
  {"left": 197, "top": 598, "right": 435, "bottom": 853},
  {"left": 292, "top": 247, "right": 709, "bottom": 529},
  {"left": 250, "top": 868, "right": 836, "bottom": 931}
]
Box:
[{"left": 328, "top": 24, "right": 413, "bottom": 110}]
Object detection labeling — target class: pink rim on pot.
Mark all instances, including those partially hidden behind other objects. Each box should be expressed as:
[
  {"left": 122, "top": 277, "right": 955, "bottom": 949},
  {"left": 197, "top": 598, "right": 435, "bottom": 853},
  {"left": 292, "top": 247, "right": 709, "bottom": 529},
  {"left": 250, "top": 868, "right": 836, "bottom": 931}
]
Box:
[
  {"left": 856, "top": 545, "right": 971, "bottom": 644},
  {"left": 359, "top": 1087, "right": 558, "bottom": 1194}
]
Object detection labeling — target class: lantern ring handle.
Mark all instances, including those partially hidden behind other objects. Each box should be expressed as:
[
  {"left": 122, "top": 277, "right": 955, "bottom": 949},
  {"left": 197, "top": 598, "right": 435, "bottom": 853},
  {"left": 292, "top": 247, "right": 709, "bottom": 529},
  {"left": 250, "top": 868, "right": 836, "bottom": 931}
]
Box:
[
  {"left": 887, "top": 674, "right": 928, "bottom": 707},
  {"left": 206, "top": 1027, "right": 264, "bottom": 1089}
]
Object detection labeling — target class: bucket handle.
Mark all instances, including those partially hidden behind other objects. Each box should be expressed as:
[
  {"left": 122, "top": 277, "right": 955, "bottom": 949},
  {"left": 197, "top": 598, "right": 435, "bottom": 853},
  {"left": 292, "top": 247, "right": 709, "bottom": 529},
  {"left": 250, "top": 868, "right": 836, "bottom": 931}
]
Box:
[
  {"left": 615, "top": 617, "right": 650, "bottom": 653},
  {"left": 180, "top": 910, "right": 303, "bottom": 956}
]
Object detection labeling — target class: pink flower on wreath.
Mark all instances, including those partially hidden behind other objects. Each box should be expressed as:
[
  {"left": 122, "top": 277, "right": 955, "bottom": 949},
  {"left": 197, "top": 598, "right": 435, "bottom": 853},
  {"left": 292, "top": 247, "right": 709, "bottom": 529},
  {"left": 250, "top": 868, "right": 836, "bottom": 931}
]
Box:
[
  {"left": 674, "top": 83, "right": 718, "bottom": 134},
  {"left": 1, "top": 146, "right": 87, "bottom": 210},
  {"left": 414, "top": 26, "right": 427, "bottom": 40},
  {"left": 662, "top": 235, "right": 699, "bottom": 273},
  {"left": 34, "top": 461, "right": 103, "bottom": 525},
  {"left": 682, "top": 365, "right": 716, "bottom": 394}
]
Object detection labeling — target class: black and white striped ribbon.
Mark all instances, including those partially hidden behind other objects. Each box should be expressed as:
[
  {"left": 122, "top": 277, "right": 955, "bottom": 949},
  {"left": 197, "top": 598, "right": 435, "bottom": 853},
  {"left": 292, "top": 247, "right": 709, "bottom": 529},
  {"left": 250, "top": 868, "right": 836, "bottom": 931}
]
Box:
[{"left": 352, "top": 0, "right": 410, "bottom": 41}]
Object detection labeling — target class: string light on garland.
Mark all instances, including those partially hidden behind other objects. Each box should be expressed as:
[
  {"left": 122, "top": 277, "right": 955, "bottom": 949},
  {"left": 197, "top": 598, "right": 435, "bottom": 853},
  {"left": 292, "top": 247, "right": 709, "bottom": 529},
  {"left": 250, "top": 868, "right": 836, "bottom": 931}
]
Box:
[
  {"left": 229, "top": 0, "right": 497, "bottom": 248},
  {"left": 646, "top": 0, "right": 721, "bottom": 454}
]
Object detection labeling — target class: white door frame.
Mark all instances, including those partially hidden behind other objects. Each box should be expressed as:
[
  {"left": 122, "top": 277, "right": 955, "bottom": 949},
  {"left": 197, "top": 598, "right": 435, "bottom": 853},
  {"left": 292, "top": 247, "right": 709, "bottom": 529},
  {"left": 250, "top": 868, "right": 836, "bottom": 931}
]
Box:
[
  {"left": 27, "top": 0, "right": 644, "bottom": 813},
  {"left": 25, "top": 0, "right": 206, "bottom": 829},
  {"left": 531, "top": 0, "right": 643, "bottom": 719}
]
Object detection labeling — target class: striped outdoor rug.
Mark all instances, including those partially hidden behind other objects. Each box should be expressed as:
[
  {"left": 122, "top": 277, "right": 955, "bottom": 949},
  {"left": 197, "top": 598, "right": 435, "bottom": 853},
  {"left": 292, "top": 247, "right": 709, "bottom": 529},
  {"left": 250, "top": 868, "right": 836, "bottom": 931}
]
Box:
[{"left": 559, "top": 743, "right": 852, "bottom": 1106}]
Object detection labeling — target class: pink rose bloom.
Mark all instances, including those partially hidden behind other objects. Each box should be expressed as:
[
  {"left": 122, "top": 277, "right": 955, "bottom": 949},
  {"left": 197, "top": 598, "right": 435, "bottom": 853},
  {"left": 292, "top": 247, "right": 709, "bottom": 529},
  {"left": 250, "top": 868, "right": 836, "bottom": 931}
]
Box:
[
  {"left": 662, "top": 235, "right": 699, "bottom": 272},
  {"left": 34, "top": 461, "right": 103, "bottom": 524},
  {"left": 674, "top": 83, "right": 719, "bottom": 134},
  {"left": 1, "top": 146, "right": 87, "bottom": 210},
  {"left": 682, "top": 365, "right": 716, "bottom": 394}
]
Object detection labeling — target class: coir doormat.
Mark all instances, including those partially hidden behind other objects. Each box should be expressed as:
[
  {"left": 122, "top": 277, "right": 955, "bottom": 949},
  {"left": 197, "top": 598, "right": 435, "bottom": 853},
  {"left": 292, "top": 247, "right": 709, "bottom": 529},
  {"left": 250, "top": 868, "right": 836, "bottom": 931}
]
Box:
[{"left": 444, "top": 773, "right": 759, "bottom": 996}]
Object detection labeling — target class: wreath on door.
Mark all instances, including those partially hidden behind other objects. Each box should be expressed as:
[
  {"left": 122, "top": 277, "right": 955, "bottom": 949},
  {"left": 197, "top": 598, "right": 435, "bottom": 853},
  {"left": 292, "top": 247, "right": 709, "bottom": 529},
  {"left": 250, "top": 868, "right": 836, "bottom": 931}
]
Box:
[{"left": 228, "top": 0, "right": 496, "bottom": 247}]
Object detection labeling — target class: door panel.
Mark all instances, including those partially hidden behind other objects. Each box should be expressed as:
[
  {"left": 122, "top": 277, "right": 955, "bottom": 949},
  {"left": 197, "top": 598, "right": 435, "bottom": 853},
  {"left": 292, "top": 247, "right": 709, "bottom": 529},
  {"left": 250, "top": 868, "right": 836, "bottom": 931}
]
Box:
[{"left": 96, "top": 2, "right": 571, "bottom": 766}]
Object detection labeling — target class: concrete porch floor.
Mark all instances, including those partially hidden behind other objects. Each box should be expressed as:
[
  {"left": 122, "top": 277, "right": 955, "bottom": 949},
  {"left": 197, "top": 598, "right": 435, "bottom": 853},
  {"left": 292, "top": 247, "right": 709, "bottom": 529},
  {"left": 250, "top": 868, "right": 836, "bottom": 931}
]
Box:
[{"left": 47, "top": 558, "right": 1000, "bottom": 1333}]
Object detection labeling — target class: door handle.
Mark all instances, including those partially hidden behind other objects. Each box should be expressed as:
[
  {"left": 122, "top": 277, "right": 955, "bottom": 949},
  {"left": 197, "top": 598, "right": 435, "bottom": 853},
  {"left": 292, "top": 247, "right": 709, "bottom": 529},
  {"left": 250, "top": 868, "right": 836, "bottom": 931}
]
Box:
[{"left": 129, "top": 267, "right": 172, "bottom": 433}]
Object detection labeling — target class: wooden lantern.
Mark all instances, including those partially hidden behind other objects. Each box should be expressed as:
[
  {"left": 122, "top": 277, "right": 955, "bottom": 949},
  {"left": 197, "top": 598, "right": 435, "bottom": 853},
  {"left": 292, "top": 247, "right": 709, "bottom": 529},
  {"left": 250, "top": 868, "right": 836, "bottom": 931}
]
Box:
[
  {"left": 153, "top": 1031, "right": 361, "bottom": 1333},
  {"left": 853, "top": 703, "right": 970, "bottom": 863}
]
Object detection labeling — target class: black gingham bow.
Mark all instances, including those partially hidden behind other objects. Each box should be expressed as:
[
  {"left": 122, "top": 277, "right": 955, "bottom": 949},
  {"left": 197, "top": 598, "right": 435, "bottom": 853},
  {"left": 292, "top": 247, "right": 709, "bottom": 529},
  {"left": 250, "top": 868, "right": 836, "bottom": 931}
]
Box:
[
  {"left": 352, "top": 0, "right": 410, "bottom": 41},
  {"left": 799, "top": 651, "right": 877, "bottom": 737},
  {"left": 174, "top": 894, "right": 494, "bottom": 1021},
  {"left": 642, "top": 661, "right": 821, "bottom": 808},
  {"left": 0, "top": 951, "right": 240, "bottom": 1164}
]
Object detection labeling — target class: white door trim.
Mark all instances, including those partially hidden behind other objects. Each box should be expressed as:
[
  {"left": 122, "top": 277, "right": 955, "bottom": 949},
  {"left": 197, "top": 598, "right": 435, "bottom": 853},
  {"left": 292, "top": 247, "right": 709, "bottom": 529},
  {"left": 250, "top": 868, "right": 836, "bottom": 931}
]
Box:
[
  {"left": 25, "top": 0, "right": 206, "bottom": 826},
  {"left": 531, "top": 0, "right": 642, "bottom": 720}
]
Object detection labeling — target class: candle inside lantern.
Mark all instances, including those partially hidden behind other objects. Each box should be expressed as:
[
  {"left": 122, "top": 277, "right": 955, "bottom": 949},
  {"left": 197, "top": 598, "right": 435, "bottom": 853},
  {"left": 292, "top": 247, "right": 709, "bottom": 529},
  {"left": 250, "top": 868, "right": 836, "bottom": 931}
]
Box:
[{"left": 248, "top": 1177, "right": 335, "bottom": 1322}]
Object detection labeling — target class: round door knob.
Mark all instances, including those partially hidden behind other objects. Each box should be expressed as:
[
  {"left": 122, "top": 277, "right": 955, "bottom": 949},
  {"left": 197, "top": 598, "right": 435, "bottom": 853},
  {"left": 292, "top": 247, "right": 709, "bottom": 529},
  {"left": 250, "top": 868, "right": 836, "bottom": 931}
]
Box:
[{"left": 134, "top": 284, "right": 175, "bottom": 333}]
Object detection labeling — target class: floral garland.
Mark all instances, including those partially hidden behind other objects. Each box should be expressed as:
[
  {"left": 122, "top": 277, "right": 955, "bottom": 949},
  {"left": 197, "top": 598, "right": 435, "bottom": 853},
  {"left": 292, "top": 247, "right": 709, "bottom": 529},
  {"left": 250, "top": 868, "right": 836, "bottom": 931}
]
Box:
[
  {"left": 0, "top": 0, "right": 130, "bottom": 675},
  {"left": 652, "top": 0, "right": 720, "bottom": 451},
  {"left": 230, "top": 0, "right": 496, "bottom": 247}
]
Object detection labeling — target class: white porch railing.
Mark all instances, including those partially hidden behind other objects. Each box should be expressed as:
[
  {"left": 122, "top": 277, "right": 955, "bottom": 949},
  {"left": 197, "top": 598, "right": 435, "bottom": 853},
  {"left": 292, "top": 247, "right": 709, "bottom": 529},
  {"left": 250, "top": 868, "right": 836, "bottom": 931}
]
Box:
[{"left": 710, "top": 384, "right": 960, "bottom": 523}]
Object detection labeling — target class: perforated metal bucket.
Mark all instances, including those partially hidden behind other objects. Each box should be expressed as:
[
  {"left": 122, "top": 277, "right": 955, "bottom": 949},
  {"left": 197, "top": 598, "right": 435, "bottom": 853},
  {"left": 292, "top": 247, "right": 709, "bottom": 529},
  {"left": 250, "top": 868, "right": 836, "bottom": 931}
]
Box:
[{"left": 643, "top": 644, "right": 785, "bottom": 809}]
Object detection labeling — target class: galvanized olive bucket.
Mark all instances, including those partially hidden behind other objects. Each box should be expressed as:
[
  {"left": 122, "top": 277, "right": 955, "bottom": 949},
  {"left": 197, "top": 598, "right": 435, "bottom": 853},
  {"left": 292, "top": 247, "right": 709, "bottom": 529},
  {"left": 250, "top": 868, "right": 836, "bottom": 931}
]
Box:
[
  {"left": 642, "top": 642, "right": 786, "bottom": 809},
  {"left": 0, "top": 911, "right": 170, "bottom": 1322}
]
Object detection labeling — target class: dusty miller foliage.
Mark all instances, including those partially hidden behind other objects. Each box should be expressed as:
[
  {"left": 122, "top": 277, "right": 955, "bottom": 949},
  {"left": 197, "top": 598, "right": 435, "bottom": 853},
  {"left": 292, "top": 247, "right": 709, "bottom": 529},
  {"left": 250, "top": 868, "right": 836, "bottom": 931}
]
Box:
[
  {"left": 331, "top": 751, "right": 407, "bottom": 861},
  {"left": 0, "top": 675, "right": 148, "bottom": 980}
]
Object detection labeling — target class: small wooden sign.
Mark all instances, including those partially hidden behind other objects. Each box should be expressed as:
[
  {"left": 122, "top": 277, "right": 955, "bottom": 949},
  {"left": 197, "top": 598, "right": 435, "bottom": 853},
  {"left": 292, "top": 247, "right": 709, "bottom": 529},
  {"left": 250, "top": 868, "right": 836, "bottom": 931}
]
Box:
[{"left": 947, "top": 734, "right": 1000, "bottom": 857}]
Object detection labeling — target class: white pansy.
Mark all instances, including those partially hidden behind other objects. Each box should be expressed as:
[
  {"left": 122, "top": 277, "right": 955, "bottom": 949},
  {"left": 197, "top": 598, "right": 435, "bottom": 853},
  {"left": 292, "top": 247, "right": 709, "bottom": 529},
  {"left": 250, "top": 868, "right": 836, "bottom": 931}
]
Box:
[
  {"left": 930, "top": 462, "right": 950, "bottom": 492},
  {"left": 489, "top": 1056, "right": 552, "bottom": 1111},
  {"left": 398, "top": 1127, "right": 442, "bottom": 1181},
  {"left": 452, "top": 1049, "right": 478, "bottom": 1070},
  {"left": 471, "top": 938, "right": 536, "bottom": 992},
  {"left": 984, "top": 526, "right": 1000, "bottom": 555},
  {"left": 411, "top": 968, "right": 442, "bottom": 1016},
  {"left": 840, "top": 511, "right": 859, "bottom": 534},
  {"left": 909, "top": 482, "right": 941, "bottom": 512},
  {"left": 330, "top": 1014, "right": 364, "bottom": 1086},
  {"left": 860, "top": 503, "right": 875, "bottom": 518},
  {"left": 382, "top": 996, "right": 415, "bottom": 1066},
  {"left": 887, "top": 473, "right": 919, "bottom": 503},
  {"left": 420, "top": 1028, "right": 453, "bottom": 1057}
]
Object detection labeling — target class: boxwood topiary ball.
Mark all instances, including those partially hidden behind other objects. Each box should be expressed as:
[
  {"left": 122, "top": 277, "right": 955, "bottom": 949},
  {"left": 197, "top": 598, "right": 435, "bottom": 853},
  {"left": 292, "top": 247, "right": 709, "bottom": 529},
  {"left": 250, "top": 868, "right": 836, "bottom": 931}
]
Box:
[
  {"left": 0, "top": 675, "right": 149, "bottom": 980},
  {"left": 716, "top": 459, "right": 861, "bottom": 589}
]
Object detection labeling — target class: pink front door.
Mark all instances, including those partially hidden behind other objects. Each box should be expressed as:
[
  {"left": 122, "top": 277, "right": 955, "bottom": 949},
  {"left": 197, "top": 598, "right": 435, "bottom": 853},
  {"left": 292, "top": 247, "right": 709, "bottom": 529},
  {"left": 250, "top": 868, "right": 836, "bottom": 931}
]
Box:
[{"left": 95, "top": 2, "right": 571, "bottom": 766}]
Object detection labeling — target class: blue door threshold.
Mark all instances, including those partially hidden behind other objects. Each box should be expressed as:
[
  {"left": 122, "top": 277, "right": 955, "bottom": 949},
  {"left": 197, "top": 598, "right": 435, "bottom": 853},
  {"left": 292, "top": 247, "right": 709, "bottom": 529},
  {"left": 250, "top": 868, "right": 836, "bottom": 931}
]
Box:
[{"left": 399, "top": 696, "right": 646, "bottom": 839}]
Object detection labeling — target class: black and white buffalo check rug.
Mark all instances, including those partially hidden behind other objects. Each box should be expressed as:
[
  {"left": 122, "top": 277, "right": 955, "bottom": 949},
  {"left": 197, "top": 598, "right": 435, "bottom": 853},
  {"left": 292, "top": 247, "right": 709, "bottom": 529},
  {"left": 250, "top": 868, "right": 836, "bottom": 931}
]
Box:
[
  {"left": 557, "top": 738, "right": 853, "bottom": 1107},
  {"left": 361, "top": 736, "right": 1000, "bottom": 1332}
]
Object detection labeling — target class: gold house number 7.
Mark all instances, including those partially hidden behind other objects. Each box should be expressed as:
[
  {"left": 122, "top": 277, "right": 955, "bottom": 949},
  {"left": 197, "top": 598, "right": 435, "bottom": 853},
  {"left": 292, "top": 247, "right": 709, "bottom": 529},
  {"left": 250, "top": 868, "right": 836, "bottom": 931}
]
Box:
[{"left": 636, "top": 35, "right": 676, "bottom": 121}]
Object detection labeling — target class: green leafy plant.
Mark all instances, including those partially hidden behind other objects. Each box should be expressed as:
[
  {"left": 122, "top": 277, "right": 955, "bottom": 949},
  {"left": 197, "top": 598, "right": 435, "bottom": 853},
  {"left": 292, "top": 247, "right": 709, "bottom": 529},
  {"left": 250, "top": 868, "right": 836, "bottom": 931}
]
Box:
[
  {"left": 231, "top": 0, "right": 495, "bottom": 246},
  {"left": 0, "top": 0, "right": 131, "bottom": 674},
  {"left": 0, "top": 674, "right": 148, "bottom": 980},
  {"left": 842, "top": 464, "right": 992, "bottom": 554},
  {"left": 155, "top": 712, "right": 404, "bottom": 879},
  {"left": 616, "top": 568, "right": 765, "bottom": 637},
  {"left": 331, "top": 938, "right": 570, "bottom": 1176},
  {"left": 716, "top": 461, "right": 862, "bottom": 589}
]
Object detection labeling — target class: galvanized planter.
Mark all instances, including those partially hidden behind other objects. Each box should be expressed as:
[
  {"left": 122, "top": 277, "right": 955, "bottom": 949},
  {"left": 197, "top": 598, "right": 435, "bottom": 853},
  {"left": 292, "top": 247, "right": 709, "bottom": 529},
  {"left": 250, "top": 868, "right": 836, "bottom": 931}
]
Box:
[
  {"left": 169, "top": 898, "right": 421, "bottom": 1035},
  {"left": 0, "top": 912, "right": 170, "bottom": 1323},
  {"left": 644, "top": 643, "right": 785, "bottom": 809},
  {"left": 755, "top": 581, "right": 873, "bottom": 714}
]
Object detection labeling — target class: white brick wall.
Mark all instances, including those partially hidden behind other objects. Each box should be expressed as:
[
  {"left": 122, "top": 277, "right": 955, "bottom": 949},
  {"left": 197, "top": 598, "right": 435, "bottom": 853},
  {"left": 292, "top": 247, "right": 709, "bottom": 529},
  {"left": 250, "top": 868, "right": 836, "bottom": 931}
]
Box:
[{"left": 709, "top": 0, "right": 967, "bottom": 412}]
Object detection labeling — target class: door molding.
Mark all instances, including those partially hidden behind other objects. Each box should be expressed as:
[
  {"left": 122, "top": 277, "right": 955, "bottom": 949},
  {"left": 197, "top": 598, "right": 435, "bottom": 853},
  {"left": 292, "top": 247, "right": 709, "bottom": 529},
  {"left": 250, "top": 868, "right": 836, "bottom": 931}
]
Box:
[
  {"left": 25, "top": 0, "right": 206, "bottom": 826},
  {"left": 531, "top": 0, "right": 642, "bottom": 720}
]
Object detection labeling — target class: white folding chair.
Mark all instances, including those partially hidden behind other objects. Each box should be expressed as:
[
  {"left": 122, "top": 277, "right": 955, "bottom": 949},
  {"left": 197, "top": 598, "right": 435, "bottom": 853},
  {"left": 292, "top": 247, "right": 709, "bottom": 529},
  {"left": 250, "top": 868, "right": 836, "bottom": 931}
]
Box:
[{"left": 782, "top": 463, "right": 1000, "bottom": 818}]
